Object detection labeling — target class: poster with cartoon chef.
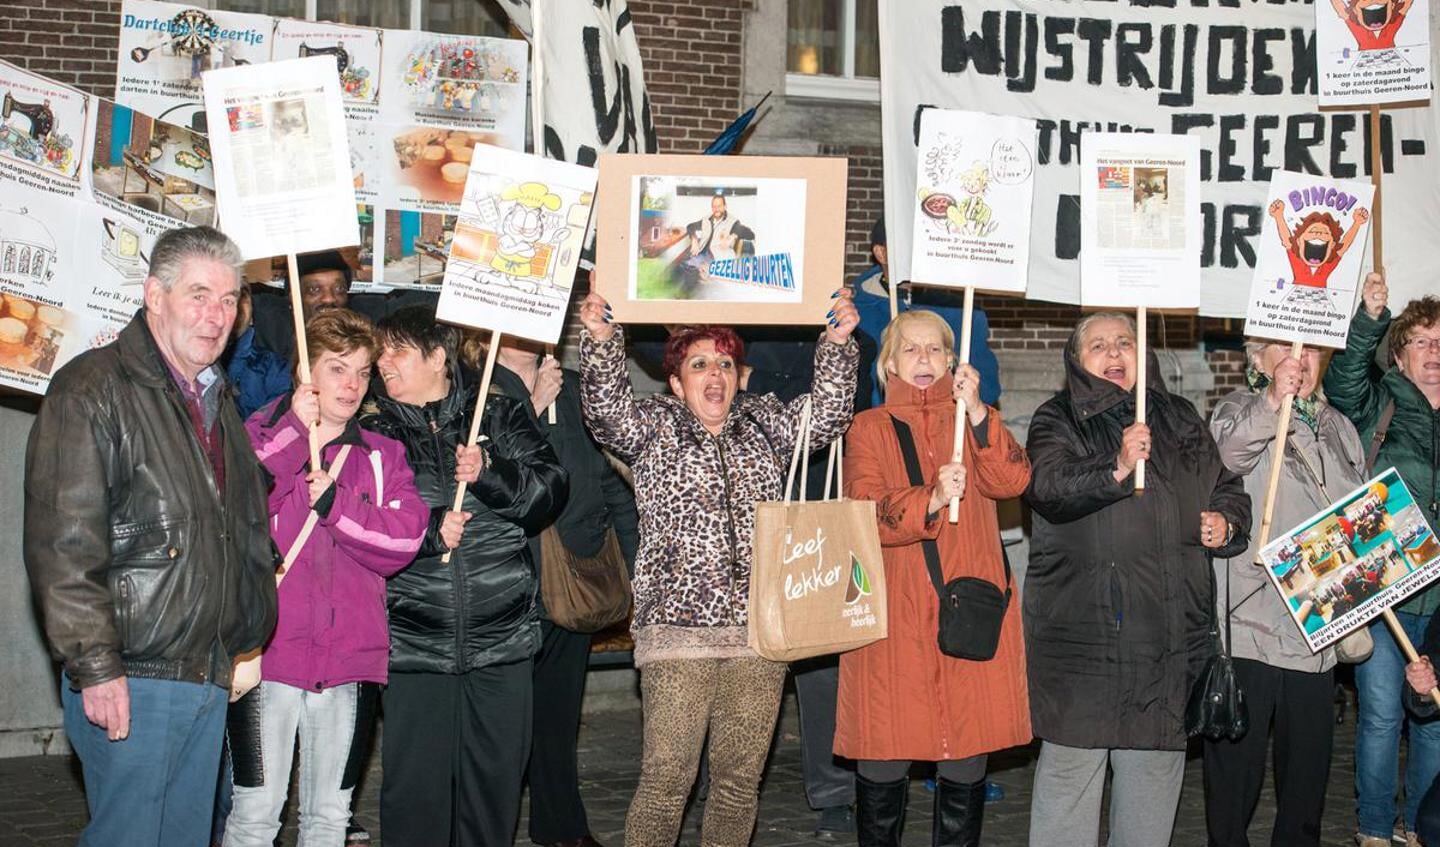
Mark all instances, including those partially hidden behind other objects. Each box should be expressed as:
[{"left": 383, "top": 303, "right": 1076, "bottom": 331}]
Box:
[
  {"left": 1316, "top": 0, "right": 1432, "bottom": 106},
  {"left": 1244, "top": 170, "right": 1375, "bottom": 348},
  {"left": 435, "top": 143, "right": 596, "bottom": 345}
]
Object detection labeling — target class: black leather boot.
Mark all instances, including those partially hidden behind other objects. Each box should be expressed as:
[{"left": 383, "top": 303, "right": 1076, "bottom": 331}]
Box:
[
  {"left": 933, "top": 777, "right": 985, "bottom": 847},
  {"left": 856, "top": 773, "right": 908, "bottom": 847}
]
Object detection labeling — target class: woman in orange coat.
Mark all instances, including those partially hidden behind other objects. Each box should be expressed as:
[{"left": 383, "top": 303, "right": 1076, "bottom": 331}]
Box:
[{"left": 836, "top": 309, "right": 1032, "bottom": 847}]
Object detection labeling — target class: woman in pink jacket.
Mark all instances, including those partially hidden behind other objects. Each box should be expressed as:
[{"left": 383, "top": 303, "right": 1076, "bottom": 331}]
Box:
[{"left": 224, "top": 309, "right": 428, "bottom": 847}]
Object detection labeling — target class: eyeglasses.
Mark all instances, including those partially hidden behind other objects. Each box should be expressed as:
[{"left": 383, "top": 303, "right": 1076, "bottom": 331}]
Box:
[{"left": 1404, "top": 336, "right": 1440, "bottom": 353}]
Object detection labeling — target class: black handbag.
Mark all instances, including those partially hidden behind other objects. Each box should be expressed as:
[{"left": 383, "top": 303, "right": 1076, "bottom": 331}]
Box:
[
  {"left": 890, "top": 415, "right": 1011, "bottom": 662},
  {"left": 1186, "top": 554, "right": 1249, "bottom": 741}
]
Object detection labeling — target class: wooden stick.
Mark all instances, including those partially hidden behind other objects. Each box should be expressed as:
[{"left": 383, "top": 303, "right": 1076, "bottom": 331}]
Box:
[
  {"left": 888, "top": 277, "right": 898, "bottom": 320},
  {"left": 1381, "top": 609, "right": 1440, "bottom": 709},
  {"left": 545, "top": 345, "right": 557, "bottom": 425},
  {"left": 286, "top": 253, "right": 321, "bottom": 470},
  {"left": 1253, "top": 341, "right": 1304, "bottom": 562},
  {"left": 1135, "top": 306, "right": 1147, "bottom": 494},
  {"left": 440, "top": 332, "right": 502, "bottom": 564},
  {"left": 948, "top": 285, "right": 974, "bottom": 523},
  {"left": 1369, "top": 104, "right": 1384, "bottom": 272}
]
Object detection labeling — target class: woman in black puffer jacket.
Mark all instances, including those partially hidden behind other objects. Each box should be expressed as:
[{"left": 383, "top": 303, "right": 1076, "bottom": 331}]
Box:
[{"left": 363, "top": 306, "right": 567, "bottom": 847}]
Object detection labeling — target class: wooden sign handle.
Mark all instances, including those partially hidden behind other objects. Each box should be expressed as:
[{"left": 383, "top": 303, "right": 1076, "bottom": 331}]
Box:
[
  {"left": 1253, "top": 340, "right": 1304, "bottom": 562},
  {"left": 286, "top": 253, "right": 321, "bottom": 471},
  {"left": 1369, "top": 104, "right": 1384, "bottom": 273},
  {"left": 1134, "top": 306, "right": 1147, "bottom": 495},
  {"left": 440, "top": 332, "right": 502, "bottom": 564},
  {"left": 948, "top": 285, "right": 975, "bottom": 524},
  {"left": 1382, "top": 609, "right": 1440, "bottom": 710},
  {"left": 545, "top": 344, "right": 558, "bottom": 425}
]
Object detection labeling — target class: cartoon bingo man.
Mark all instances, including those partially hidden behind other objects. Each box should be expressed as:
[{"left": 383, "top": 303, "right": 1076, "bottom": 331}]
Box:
[
  {"left": 1268, "top": 198, "right": 1370, "bottom": 289},
  {"left": 490, "top": 181, "right": 565, "bottom": 279},
  {"left": 1329, "top": 0, "right": 1415, "bottom": 50}
]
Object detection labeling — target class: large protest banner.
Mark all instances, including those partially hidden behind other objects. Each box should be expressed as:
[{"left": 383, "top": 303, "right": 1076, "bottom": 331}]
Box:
[{"left": 880, "top": 0, "right": 1440, "bottom": 317}]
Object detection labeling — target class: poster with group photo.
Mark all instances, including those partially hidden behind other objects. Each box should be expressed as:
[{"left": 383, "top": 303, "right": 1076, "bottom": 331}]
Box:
[
  {"left": 435, "top": 145, "right": 596, "bottom": 344},
  {"left": 202, "top": 56, "right": 359, "bottom": 259},
  {"left": 1080, "top": 132, "right": 1203, "bottom": 309},
  {"left": 910, "top": 108, "right": 1036, "bottom": 294},
  {"left": 1243, "top": 171, "right": 1374, "bottom": 349},
  {"left": 1316, "top": 0, "right": 1432, "bottom": 106},
  {"left": 1260, "top": 468, "right": 1440, "bottom": 652}
]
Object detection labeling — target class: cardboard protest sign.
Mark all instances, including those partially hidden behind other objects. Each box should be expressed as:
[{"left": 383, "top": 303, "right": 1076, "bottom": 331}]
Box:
[
  {"left": 1243, "top": 171, "right": 1375, "bottom": 348},
  {"left": 435, "top": 144, "right": 595, "bottom": 344},
  {"left": 595, "top": 154, "right": 846, "bottom": 325},
  {"left": 1316, "top": 0, "right": 1432, "bottom": 106},
  {"left": 201, "top": 56, "right": 359, "bottom": 259},
  {"left": 909, "top": 109, "right": 1037, "bottom": 294},
  {"left": 1259, "top": 468, "right": 1440, "bottom": 652},
  {"left": 1079, "top": 132, "right": 1203, "bottom": 309}
]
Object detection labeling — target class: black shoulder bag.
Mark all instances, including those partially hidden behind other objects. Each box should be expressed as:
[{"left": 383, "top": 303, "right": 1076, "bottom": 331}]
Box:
[
  {"left": 1185, "top": 555, "right": 1248, "bottom": 740},
  {"left": 889, "top": 415, "right": 1010, "bottom": 661}
]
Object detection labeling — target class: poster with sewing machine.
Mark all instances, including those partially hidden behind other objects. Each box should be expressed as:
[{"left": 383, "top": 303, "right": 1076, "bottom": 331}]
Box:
[
  {"left": 1260, "top": 468, "right": 1440, "bottom": 652},
  {"left": 272, "top": 19, "right": 382, "bottom": 107},
  {"left": 910, "top": 108, "right": 1037, "bottom": 295},
  {"left": 435, "top": 145, "right": 596, "bottom": 344},
  {"left": 88, "top": 97, "right": 215, "bottom": 229},
  {"left": 117, "top": 1, "right": 273, "bottom": 134},
  {"left": 0, "top": 60, "right": 88, "bottom": 185},
  {"left": 1244, "top": 171, "right": 1375, "bottom": 349},
  {"left": 202, "top": 56, "right": 359, "bottom": 260},
  {"left": 1316, "top": 0, "right": 1432, "bottom": 106}
]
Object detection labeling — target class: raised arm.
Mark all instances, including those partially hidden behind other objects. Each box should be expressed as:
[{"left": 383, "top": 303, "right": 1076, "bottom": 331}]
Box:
[
  {"left": 844, "top": 420, "right": 943, "bottom": 547},
  {"left": 1209, "top": 390, "right": 1283, "bottom": 476},
  {"left": 317, "top": 442, "right": 429, "bottom": 575},
  {"left": 1023, "top": 396, "right": 1133, "bottom": 524},
  {"left": 1269, "top": 199, "right": 1293, "bottom": 252},
  {"left": 967, "top": 411, "right": 1031, "bottom": 501},
  {"left": 1321, "top": 272, "right": 1391, "bottom": 433},
  {"left": 471, "top": 397, "right": 569, "bottom": 534},
  {"left": 1334, "top": 207, "right": 1370, "bottom": 262}
]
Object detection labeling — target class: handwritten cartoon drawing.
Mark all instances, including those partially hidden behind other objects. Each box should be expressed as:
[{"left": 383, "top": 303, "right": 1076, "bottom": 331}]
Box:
[
  {"left": 1329, "top": 0, "right": 1416, "bottom": 49},
  {"left": 450, "top": 180, "right": 589, "bottom": 298},
  {"left": 1268, "top": 199, "right": 1370, "bottom": 289},
  {"left": 917, "top": 135, "right": 1000, "bottom": 239}
]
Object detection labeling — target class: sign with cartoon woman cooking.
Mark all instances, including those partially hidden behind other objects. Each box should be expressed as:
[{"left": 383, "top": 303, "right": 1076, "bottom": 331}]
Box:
[
  {"left": 909, "top": 108, "right": 1037, "bottom": 294},
  {"left": 1316, "top": 0, "right": 1432, "bottom": 106},
  {"left": 1243, "top": 171, "right": 1375, "bottom": 348}
]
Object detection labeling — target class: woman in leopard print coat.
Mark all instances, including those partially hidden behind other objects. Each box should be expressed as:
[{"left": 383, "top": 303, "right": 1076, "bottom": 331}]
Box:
[{"left": 578, "top": 288, "right": 860, "bottom": 847}]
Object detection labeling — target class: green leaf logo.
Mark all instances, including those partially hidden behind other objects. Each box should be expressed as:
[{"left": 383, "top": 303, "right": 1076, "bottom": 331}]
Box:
[{"left": 847, "top": 553, "right": 872, "bottom": 604}]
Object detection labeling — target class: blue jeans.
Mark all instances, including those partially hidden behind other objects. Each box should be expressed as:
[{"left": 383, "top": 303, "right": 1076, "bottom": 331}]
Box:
[
  {"left": 62, "top": 673, "right": 228, "bottom": 847},
  {"left": 1356, "top": 611, "right": 1440, "bottom": 836}
]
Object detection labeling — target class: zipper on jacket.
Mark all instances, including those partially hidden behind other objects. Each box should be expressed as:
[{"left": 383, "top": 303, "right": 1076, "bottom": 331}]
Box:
[
  {"left": 431, "top": 404, "right": 469, "bottom": 674},
  {"left": 714, "top": 435, "right": 741, "bottom": 625}
]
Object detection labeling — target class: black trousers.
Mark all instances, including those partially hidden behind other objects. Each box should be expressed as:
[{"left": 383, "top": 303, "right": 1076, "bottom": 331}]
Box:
[
  {"left": 380, "top": 660, "right": 534, "bottom": 847},
  {"left": 792, "top": 656, "right": 855, "bottom": 810},
  {"left": 527, "top": 620, "right": 594, "bottom": 843},
  {"left": 1202, "top": 657, "right": 1334, "bottom": 847}
]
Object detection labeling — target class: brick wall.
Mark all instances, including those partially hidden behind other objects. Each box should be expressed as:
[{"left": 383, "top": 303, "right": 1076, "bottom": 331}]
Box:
[
  {"left": 629, "top": 0, "right": 746, "bottom": 154},
  {"left": 0, "top": 0, "right": 121, "bottom": 97}
]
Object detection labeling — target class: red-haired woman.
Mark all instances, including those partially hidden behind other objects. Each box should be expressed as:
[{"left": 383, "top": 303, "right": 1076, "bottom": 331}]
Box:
[{"left": 577, "top": 288, "right": 860, "bottom": 847}]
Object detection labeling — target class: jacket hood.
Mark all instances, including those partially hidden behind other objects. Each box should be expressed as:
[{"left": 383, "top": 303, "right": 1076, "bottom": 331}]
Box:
[
  {"left": 371, "top": 360, "right": 476, "bottom": 432},
  {"left": 1064, "top": 341, "right": 1169, "bottom": 421}
]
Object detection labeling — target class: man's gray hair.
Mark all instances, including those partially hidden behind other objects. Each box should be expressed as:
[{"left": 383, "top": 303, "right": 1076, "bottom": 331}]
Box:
[
  {"left": 147, "top": 226, "right": 243, "bottom": 291},
  {"left": 1069, "top": 311, "right": 1136, "bottom": 357}
]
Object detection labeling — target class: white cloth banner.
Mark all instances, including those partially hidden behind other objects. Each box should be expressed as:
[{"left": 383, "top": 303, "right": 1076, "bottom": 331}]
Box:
[{"left": 880, "top": 0, "right": 1440, "bottom": 317}]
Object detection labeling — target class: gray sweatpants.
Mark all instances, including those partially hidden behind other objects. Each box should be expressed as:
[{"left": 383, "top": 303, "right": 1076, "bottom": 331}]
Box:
[{"left": 1028, "top": 741, "right": 1186, "bottom": 847}]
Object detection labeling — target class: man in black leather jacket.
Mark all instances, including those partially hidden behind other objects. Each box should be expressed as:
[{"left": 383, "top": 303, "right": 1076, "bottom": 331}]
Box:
[
  {"left": 365, "top": 306, "right": 567, "bottom": 847},
  {"left": 23, "top": 226, "right": 278, "bottom": 847}
]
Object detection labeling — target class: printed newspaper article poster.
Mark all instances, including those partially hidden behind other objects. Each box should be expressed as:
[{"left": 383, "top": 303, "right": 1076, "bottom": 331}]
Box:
[
  {"left": 435, "top": 145, "right": 596, "bottom": 345},
  {"left": 910, "top": 108, "right": 1036, "bottom": 294},
  {"left": 1259, "top": 468, "right": 1440, "bottom": 652},
  {"left": 202, "top": 56, "right": 360, "bottom": 259},
  {"left": 1080, "top": 132, "right": 1203, "bottom": 309},
  {"left": 1316, "top": 0, "right": 1432, "bottom": 106},
  {"left": 1243, "top": 171, "right": 1374, "bottom": 348}
]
